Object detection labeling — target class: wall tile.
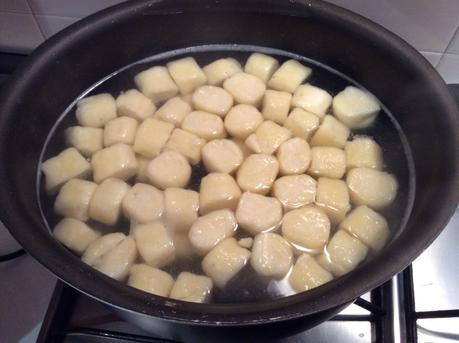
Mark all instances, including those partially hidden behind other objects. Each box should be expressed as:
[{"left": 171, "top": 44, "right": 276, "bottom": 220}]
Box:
[
  {"left": 326, "top": 0, "right": 459, "bottom": 53},
  {"left": 28, "top": 0, "right": 125, "bottom": 18},
  {"left": 0, "top": 0, "right": 30, "bottom": 13},
  {"left": 445, "top": 28, "right": 459, "bottom": 54},
  {"left": 35, "top": 15, "right": 79, "bottom": 38},
  {"left": 420, "top": 51, "right": 443, "bottom": 67},
  {"left": 0, "top": 12, "right": 44, "bottom": 54},
  {"left": 436, "top": 53, "right": 459, "bottom": 84}
]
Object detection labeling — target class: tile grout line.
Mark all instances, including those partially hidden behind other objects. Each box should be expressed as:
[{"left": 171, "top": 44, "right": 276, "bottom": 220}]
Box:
[
  {"left": 24, "top": 0, "right": 32, "bottom": 12},
  {"left": 437, "top": 22, "right": 459, "bottom": 67},
  {"left": 0, "top": 9, "right": 30, "bottom": 14},
  {"left": 25, "top": 0, "right": 46, "bottom": 40},
  {"left": 418, "top": 51, "right": 442, "bottom": 69}
]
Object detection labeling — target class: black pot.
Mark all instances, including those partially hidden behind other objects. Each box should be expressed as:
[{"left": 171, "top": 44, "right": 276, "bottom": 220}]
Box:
[{"left": 1, "top": 0, "right": 458, "bottom": 341}]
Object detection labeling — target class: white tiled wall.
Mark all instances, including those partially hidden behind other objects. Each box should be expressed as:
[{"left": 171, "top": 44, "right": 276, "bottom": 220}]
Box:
[{"left": 1, "top": 0, "right": 459, "bottom": 81}]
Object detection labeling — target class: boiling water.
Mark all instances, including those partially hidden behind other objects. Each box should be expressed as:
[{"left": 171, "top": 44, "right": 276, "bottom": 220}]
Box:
[{"left": 37, "top": 45, "right": 416, "bottom": 303}]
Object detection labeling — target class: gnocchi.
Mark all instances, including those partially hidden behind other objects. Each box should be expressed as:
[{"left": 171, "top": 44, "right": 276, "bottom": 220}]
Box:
[
  {"left": 122, "top": 183, "right": 164, "bottom": 224},
  {"left": 345, "top": 136, "right": 383, "bottom": 170},
  {"left": 103, "top": 116, "right": 138, "bottom": 147},
  {"left": 203, "top": 58, "right": 242, "bottom": 86},
  {"left": 65, "top": 126, "right": 103, "bottom": 157},
  {"left": 245, "top": 120, "right": 291, "bottom": 154},
  {"left": 154, "top": 97, "right": 191, "bottom": 127},
  {"left": 346, "top": 167, "right": 398, "bottom": 209},
  {"left": 291, "top": 84, "right": 332, "bottom": 118},
  {"left": 268, "top": 59, "right": 311, "bottom": 93},
  {"left": 164, "top": 188, "right": 199, "bottom": 232},
  {"left": 332, "top": 86, "right": 380, "bottom": 129},
  {"left": 164, "top": 128, "right": 206, "bottom": 165},
  {"left": 147, "top": 151, "right": 191, "bottom": 189},
  {"left": 308, "top": 146, "right": 346, "bottom": 179},
  {"left": 82, "top": 232, "right": 126, "bottom": 266},
  {"left": 189, "top": 209, "right": 238, "bottom": 254},
  {"left": 244, "top": 53, "right": 279, "bottom": 83},
  {"left": 84, "top": 234, "right": 137, "bottom": 281},
  {"left": 224, "top": 104, "right": 263, "bottom": 140},
  {"left": 289, "top": 254, "right": 333, "bottom": 292},
  {"left": 277, "top": 138, "right": 311, "bottom": 175},
  {"left": 310, "top": 115, "right": 350, "bottom": 149},
  {"left": 91, "top": 143, "right": 138, "bottom": 183},
  {"left": 192, "top": 85, "right": 234, "bottom": 117},
  {"left": 44, "top": 53, "right": 399, "bottom": 304},
  {"left": 42, "top": 148, "right": 91, "bottom": 192},
  {"left": 181, "top": 111, "right": 226, "bottom": 140},
  {"left": 199, "top": 173, "right": 241, "bottom": 215},
  {"left": 134, "top": 66, "right": 179, "bottom": 102},
  {"left": 75, "top": 93, "right": 117, "bottom": 128},
  {"left": 54, "top": 179, "right": 97, "bottom": 221},
  {"left": 223, "top": 72, "right": 266, "bottom": 106},
  {"left": 134, "top": 118, "right": 174, "bottom": 159},
  {"left": 116, "top": 89, "right": 155, "bottom": 121},
  {"left": 135, "top": 155, "right": 150, "bottom": 183},
  {"left": 340, "top": 205, "right": 389, "bottom": 251},
  {"left": 173, "top": 233, "right": 197, "bottom": 259},
  {"left": 167, "top": 57, "right": 207, "bottom": 95},
  {"left": 53, "top": 218, "right": 100, "bottom": 255},
  {"left": 261, "top": 90, "right": 292, "bottom": 124},
  {"left": 89, "top": 178, "right": 130, "bottom": 225},
  {"left": 170, "top": 272, "right": 213, "bottom": 303},
  {"left": 236, "top": 192, "right": 283, "bottom": 235},
  {"left": 201, "top": 139, "right": 243, "bottom": 174},
  {"left": 283, "top": 108, "right": 319, "bottom": 141},
  {"left": 133, "top": 222, "right": 175, "bottom": 268},
  {"left": 237, "top": 154, "right": 279, "bottom": 195},
  {"left": 250, "top": 232, "right": 293, "bottom": 278},
  {"left": 315, "top": 177, "right": 351, "bottom": 224},
  {"left": 128, "top": 264, "right": 174, "bottom": 297},
  {"left": 282, "top": 205, "right": 331, "bottom": 252},
  {"left": 202, "top": 238, "right": 251, "bottom": 288},
  {"left": 273, "top": 174, "right": 316, "bottom": 211},
  {"left": 318, "top": 230, "right": 368, "bottom": 277}
]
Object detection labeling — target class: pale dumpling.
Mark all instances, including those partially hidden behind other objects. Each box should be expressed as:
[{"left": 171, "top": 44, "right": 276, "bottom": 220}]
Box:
[
  {"left": 201, "top": 139, "right": 243, "bottom": 174},
  {"left": 202, "top": 238, "right": 251, "bottom": 288},
  {"left": 282, "top": 205, "right": 330, "bottom": 252},
  {"left": 332, "top": 86, "right": 380, "bottom": 129},
  {"left": 236, "top": 192, "right": 283, "bottom": 235},
  {"left": 170, "top": 272, "right": 213, "bottom": 303},
  {"left": 189, "top": 209, "right": 238, "bottom": 254},
  {"left": 237, "top": 154, "right": 279, "bottom": 195},
  {"left": 289, "top": 254, "right": 333, "bottom": 292},
  {"left": 128, "top": 264, "right": 174, "bottom": 297},
  {"left": 250, "top": 232, "right": 293, "bottom": 278},
  {"left": 346, "top": 168, "right": 398, "bottom": 209},
  {"left": 273, "top": 175, "right": 316, "bottom": 211},
  {"left": 147, "top": 151, "right": 191, "bottom": 189},
  {"left": 318, "top": 230, "right": 368, "bottom": 277},
  {"left": 339, "top": 205, "right": 389, "bottom": 251}
]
